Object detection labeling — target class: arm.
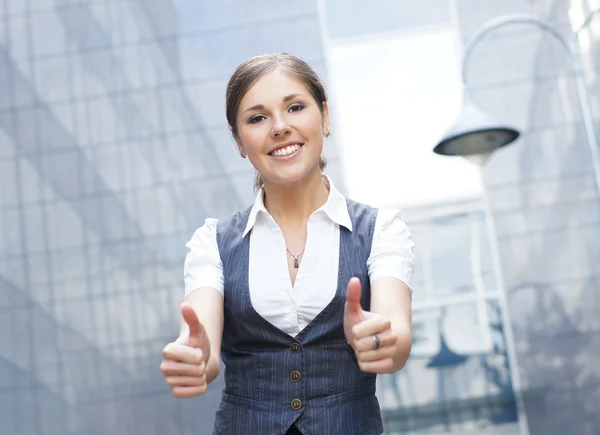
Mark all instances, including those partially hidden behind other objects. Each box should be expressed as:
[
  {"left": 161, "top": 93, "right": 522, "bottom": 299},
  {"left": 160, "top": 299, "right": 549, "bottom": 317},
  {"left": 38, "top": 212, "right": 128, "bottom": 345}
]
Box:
[
  {"left": 365, "top": 209, "right": 415, "bottom": 373},
  {"left": 370, "top": 277, "right": 412, "bottom": 372},
  {"left": 161, "top": 220, "right": 225, "bottom": 397},
  {"left": 180, "top": 219, "right": 224, "bottom": 383}
]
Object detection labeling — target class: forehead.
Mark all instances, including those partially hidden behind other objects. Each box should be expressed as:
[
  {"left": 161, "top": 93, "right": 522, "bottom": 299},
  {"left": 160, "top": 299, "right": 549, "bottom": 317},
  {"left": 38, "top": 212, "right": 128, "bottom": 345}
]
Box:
[{"left": 240, "top": 69, "right": 309, "bottom": 107}]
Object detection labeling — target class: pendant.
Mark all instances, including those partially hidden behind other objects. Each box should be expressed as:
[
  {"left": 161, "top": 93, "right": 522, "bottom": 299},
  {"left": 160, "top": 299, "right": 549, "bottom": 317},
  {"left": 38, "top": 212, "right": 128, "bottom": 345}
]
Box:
[{"left": 293, "top": 256, "right": 299, "bottom": 268}]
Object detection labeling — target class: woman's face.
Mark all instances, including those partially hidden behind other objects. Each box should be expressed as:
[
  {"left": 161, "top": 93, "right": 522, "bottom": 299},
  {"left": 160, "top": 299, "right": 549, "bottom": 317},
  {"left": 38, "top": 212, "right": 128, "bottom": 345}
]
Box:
[{"left": 235, "top": 69, "right": 328, "bottom": 187}]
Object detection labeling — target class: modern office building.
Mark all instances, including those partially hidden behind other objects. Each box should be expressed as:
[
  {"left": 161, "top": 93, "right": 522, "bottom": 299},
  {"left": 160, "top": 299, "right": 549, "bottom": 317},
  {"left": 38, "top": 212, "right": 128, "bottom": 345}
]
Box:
[
  {"left": 1, "top": 0, "right": 599, "bottom": 435},
  {"left": 0, "top": 1, "right": 343, "bottom": 434},
  {"left": 463, "top": 1, "right": 600, "bottom": 434}
]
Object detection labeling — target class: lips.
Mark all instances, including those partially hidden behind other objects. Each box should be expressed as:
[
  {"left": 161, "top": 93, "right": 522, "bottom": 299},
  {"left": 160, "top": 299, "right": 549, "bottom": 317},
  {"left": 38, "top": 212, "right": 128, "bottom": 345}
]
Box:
[{"left": 269, "top": 143, "right": 303, "bottom": 157}]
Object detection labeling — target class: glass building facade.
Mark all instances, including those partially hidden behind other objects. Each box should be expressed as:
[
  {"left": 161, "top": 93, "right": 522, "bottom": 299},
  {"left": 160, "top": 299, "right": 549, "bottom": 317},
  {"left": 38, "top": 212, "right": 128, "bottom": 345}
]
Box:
[
  {"left": 321, "top": 0, "right": 600, "bottom": 434},
  {"left": 466, "top": 0, "right": 600, "bottom": 433},
  {"left": 0, "top": 1, "right": 343, "bottom": 434},
  {"left": 2, "top": 1, "right": 599, "bottom": 435}
]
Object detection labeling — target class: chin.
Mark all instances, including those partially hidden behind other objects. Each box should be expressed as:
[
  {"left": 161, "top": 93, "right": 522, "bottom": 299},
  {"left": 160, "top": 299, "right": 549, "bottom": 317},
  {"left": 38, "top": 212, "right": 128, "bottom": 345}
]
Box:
[{"left": 265, "top": 167, "right": 319, "bottom": 187}]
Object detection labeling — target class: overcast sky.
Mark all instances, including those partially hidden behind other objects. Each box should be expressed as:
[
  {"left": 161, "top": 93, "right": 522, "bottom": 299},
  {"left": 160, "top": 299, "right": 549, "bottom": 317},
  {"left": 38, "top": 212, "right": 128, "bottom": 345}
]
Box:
[{"left": 326, "top": 26, "right": 484, "bottom": 211}]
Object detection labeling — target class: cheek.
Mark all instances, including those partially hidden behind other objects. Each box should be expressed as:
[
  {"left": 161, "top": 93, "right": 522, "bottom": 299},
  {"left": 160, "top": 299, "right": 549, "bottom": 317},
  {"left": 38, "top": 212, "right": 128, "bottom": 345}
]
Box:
[
  {"left": 309, "top": 111, "right": 326, "bottom": 133},
  {"left": 303, "top": 113, "right": 325, "bottom": 139},
  {"left": 238, "top": 128, "right": 265, "bottom": 154}
]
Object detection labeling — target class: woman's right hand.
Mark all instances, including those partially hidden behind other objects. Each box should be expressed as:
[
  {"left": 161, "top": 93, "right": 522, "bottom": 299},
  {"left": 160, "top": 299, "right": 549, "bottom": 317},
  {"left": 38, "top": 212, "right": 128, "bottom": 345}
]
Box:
[{"left": 161, "top": 303, "right": 211, "bottom": 398}]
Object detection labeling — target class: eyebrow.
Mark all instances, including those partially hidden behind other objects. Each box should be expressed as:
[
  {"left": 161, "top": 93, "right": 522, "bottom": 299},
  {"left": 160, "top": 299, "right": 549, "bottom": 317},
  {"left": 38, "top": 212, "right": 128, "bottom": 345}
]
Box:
[{"left": 242, "top": 94, "right": 303, "bottom": 114}]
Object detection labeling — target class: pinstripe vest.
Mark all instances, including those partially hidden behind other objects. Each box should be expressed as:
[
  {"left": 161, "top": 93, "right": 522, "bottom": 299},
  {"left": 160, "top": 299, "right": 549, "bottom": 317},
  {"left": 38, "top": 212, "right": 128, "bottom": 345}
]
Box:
[{"left": 213, "top": 199, "right": 383, "bottom": 435}]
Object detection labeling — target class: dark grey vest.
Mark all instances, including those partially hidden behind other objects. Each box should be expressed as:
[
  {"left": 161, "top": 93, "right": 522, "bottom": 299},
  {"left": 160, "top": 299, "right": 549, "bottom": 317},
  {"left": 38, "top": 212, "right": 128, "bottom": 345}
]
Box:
[{"left": 214, "top": 199, "right": 383, "bottom": 435}]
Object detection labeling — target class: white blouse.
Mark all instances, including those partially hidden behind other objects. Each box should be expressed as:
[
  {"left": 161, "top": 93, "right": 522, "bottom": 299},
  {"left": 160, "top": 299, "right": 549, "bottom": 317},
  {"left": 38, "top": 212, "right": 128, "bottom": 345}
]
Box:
[{"left": 184, "top": 177, "right": 415, "bottom": 337}]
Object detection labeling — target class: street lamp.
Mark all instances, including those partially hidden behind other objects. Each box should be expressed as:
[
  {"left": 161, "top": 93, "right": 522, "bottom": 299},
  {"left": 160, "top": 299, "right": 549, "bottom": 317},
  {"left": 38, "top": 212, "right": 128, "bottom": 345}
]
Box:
[
  {"left": 433, "top": 9, "right": 600, "bottom": 435},
  {"left": 435, "top": 10, "right": 600, "bottom": 188},
  {"left": 434, "top": 88, "right": 520, "bottom": 165}
]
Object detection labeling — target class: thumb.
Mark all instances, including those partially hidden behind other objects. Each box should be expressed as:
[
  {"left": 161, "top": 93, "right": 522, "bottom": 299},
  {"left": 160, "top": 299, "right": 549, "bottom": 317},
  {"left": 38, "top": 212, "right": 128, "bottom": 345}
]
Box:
[
  {"left": 181, "top": 303, "right": 204, "bottom": 339},
  {"left": 345, "top": 277, "right": 363, "bottom": 316}
]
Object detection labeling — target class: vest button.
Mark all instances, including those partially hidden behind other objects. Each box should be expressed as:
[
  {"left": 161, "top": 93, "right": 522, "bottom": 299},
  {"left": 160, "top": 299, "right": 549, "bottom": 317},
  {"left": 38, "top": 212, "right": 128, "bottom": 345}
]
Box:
[
  {"left": 291, "top": 398, "right": 302, "bottom": 410},
  {"left": 290, "top": 370, "right": 302, "bottom": 382},
  {"left": 290, "top": 342, "right": 301, "bottom": 354}
]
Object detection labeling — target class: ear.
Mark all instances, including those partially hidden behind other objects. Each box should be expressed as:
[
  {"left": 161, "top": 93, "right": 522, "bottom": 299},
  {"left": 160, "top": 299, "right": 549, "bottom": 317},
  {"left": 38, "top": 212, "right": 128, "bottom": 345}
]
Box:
[
  {"left": 230, "top": 125, "right": 246, "bottom": 158},
  {"left": 321, "top": 102, "right": 330, "bottom": 137},
  {"left": 237, "top": 142, "right": 247, "bottom": 158}
]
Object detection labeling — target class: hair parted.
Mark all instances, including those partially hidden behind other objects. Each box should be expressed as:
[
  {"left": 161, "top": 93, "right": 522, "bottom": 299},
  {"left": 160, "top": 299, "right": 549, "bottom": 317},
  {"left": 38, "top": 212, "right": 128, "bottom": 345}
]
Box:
[{"left": 225, "top": 53, "right": 328, "bottom": 191}]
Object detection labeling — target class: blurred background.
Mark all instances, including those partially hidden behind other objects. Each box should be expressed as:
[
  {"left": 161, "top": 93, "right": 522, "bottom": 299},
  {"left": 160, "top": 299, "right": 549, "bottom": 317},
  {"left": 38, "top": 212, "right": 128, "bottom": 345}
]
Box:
[{"left": 1, "top": 0, "right": 599, "bottom": 434}]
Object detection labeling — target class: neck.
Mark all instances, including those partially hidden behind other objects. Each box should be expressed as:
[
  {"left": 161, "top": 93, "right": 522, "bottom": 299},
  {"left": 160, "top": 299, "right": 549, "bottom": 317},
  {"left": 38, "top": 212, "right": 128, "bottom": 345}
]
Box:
[{"left": 262, "top": 169, "right": 329, "bottom": 228}]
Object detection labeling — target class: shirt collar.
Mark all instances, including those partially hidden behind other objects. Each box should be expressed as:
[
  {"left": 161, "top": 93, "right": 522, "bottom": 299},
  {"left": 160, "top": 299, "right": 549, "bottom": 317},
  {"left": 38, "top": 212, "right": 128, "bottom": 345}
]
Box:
[
  {"left": 242, "top": 175, "right": 352, "bottom": 237},
  {"left": 242, "top": 186, "right": 269, "bottom": 237}
]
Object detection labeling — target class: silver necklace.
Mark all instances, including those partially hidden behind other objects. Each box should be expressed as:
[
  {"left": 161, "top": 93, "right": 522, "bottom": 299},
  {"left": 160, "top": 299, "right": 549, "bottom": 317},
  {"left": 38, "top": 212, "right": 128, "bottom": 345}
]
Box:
[{"left": 286, "top": 248, "right": 305, "bottom": 269}]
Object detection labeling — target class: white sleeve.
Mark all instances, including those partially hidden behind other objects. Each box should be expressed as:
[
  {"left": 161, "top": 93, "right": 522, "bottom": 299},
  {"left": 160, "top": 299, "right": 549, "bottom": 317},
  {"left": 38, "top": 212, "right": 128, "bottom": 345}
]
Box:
[
  {"left": 184, "top": 218, "right": 224, "bottom": 297},
  {"left": 367, "top": 209, "right": 415, "bottom": 290}
]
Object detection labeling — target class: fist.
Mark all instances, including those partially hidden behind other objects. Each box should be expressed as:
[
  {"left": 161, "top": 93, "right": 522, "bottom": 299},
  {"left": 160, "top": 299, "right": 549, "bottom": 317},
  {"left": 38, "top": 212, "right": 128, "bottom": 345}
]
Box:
[
  {"left": 160, "top": 303, "right": 211, "bottom": 398},
  {"left": 344, "top": 277, "right": 398, "bottom": 374}
]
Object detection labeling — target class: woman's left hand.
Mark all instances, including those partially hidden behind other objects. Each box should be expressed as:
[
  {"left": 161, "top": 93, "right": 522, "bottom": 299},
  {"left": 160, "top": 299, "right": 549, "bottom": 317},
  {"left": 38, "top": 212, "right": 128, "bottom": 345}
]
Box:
[{"left": 343, "top": 278, "right": 398, "bottom": 374}]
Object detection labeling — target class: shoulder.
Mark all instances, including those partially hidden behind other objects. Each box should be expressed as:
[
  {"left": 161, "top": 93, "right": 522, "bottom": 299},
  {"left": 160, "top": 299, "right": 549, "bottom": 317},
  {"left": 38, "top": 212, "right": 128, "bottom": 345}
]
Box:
[
  {"left": 186, "top": 218, "right": 219, "bottom": 249},
  {"left": 343, "top": 198, "right": 408, "bottom": 230},
  {"left": 374, "top": 208, "right": 405, "bottom": 231},
  {"left": 214, "top": 206, "right": 254, "bottom": 248},
  {"left": 344, "top": 198, "right": 378, "bottom": 228},
  {"left": 370, "top": 207, "right": 414, "bottom": 252},
  {"left": 184, "top": 219, "right": 224, "bottom": 297},
  {"left": 345, "top": 198, "right": 377, "bottom": 213},
  {"left": 188, "top": 206, "right": 252, "bottom": 239},
  {"left": 366, "top": 207, "right": 415, "bottom": 286},
  {"left": 216, "top": 206, "right": 253, "bottom": 232}
]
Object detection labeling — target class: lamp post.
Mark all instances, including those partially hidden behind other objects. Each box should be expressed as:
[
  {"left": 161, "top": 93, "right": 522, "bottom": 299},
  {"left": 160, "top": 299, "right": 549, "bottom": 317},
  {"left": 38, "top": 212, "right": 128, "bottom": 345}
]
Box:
[
  {"left": 433, "top": 9, "right": 600, "bottom": 435},
  {"left": 435, "top": 10, "right": 600, "bottom": 192}
]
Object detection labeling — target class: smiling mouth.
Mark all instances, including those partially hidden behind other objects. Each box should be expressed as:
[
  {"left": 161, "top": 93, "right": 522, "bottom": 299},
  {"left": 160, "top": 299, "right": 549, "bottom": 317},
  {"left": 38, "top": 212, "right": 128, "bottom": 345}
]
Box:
[{"left": 269, "top": 143, "right": 302, "bottom": 157}]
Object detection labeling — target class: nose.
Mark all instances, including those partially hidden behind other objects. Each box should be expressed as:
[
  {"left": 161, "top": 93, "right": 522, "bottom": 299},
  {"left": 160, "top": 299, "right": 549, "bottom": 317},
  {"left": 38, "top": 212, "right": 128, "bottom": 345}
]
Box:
[{"left": 270, "top": 115, "right": 291, "bottom": 138}]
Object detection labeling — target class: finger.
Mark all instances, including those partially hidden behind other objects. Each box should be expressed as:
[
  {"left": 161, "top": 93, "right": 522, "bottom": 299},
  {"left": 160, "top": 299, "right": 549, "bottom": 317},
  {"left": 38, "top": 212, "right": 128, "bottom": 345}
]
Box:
[
  {"left": 181, "top": 303, "right": 204, "bottom": 338},
  {"left": 160, "top": 359, "right": 205, "bottom": 377},
  {"left": 165, "top": 375, "right": 207, "bottom": 387},
  {"left": 352, "top": 316, "right": 392, "bottom": 340},
  {"left": 357, "top": 344, "right": 396, "bottom": 362},
  {"left": 344, "top": 277, "right": 363, "bottom": 316},
  {"left": 353, "top": 329, "right": 397, "bottom": 353},
  {"left": 172, "top": 385, "right": 208, "bottom": 399},
  {"left": 358, "top": 357, "right": 395, "bottom": 374},
  {"left": 162, "top": 342, "right": 205, "bottom": 365}
]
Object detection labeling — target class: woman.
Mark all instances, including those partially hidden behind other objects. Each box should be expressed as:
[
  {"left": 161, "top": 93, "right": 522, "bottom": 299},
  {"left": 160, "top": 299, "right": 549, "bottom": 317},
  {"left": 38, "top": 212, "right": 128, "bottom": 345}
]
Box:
[{"left": 160, "top": 53, "right": 415, "bottom": 435}]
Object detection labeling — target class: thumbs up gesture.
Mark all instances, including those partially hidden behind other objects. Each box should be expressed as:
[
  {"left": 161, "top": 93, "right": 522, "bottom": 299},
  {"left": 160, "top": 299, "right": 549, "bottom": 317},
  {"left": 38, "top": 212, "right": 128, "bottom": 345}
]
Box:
[
  {"left": 344, "top": 278, "right": 398, "bottom": 373},
  {"left": 161, "top": 303, "right": 211, "bottom": 398}
]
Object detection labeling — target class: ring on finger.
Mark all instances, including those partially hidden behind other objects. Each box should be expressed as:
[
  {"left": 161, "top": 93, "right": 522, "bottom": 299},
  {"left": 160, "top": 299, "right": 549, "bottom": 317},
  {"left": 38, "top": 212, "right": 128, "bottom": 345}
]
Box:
[{"left": 372, "top": 334, "right": 381, "bottom": 350}]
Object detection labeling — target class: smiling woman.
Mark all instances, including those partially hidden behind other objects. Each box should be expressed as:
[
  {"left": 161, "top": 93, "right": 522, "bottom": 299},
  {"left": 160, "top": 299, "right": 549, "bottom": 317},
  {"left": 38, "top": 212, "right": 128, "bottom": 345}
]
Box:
[
  {"left": 160, "top": 53, "right": 416, "bottom": 435},
  {"left": 225, "top": 54, "right": 329, "bottom": 191}
]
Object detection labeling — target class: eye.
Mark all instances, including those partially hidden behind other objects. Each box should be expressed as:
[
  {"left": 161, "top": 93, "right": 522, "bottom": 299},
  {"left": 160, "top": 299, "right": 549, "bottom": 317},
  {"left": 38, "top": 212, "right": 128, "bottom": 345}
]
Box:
[
  {"left": 288, "top": 104, "right": 304, "bottom": 113},
  {"left": 248, "top": 115, "right": 266, "bottom": 124}
]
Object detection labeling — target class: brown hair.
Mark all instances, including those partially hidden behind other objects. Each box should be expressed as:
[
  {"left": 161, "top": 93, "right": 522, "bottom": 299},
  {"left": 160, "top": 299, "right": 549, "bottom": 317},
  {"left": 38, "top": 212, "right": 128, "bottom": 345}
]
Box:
[{"left": 225, "top": 53, "right": 328, "bottom": 191}]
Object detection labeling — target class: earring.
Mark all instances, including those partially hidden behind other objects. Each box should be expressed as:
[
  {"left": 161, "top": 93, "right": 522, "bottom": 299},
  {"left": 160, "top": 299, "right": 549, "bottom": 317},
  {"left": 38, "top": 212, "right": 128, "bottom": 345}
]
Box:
[
  {"left": 324, "top": 127, "right": 330, "bottom": 137},
  {"left": 240, "top": 150, "right": 247, "bottom": 158}
]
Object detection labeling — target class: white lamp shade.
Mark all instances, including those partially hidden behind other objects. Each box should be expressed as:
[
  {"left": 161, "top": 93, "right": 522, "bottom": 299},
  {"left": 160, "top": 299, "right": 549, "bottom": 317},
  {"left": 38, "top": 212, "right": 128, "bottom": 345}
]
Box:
[{"left": 434, "top": 91, "right": 520, "bottom": 159}]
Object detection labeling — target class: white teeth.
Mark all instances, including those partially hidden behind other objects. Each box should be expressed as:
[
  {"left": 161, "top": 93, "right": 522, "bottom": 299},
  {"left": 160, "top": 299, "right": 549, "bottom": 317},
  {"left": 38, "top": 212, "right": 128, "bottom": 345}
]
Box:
[{"left": 272, "top": 144, "right": 300, "bottom": 157}]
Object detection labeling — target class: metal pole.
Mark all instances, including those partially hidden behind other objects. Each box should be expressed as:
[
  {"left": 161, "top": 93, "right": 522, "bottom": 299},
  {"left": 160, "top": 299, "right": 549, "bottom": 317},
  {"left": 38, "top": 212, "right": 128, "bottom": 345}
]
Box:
[
  {"left": 461, "top": 11, "right": 600, "bottom": 199},
  {"left": 572, "top": 8, "right": 600, "bottom": 202},
  {"left": 479, "top": 168, "right": 531, "bottom": 435},
  {"left": 461, "top": 14, "right": 571, "bottom": 84}
]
